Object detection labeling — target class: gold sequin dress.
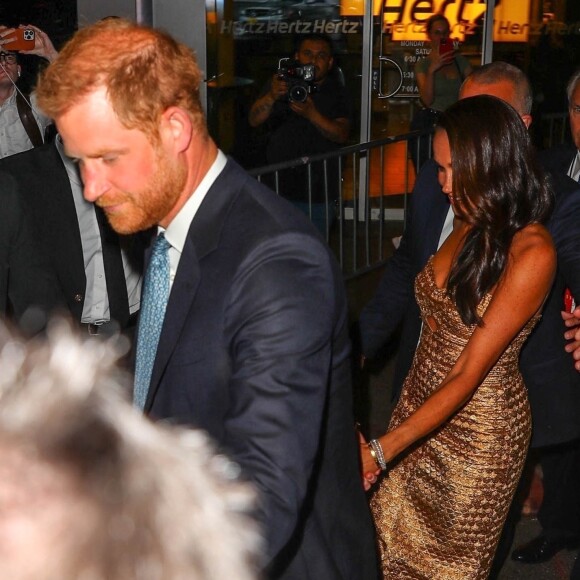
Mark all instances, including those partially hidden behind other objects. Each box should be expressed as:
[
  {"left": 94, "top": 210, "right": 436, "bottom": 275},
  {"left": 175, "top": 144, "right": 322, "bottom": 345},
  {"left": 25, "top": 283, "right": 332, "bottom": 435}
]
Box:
[{"left": 370, "top": 257, "right": 537, "bottom": 579}]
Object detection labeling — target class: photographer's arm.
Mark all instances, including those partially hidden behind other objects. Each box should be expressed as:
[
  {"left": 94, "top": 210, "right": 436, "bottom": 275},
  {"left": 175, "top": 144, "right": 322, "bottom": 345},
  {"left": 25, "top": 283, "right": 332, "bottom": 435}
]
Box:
[
  {"left": 291, "top": 98, "right": 350, "bottom": 144},
  {"left": 248, "top": 75, "right": 287, "bottom": 128}
]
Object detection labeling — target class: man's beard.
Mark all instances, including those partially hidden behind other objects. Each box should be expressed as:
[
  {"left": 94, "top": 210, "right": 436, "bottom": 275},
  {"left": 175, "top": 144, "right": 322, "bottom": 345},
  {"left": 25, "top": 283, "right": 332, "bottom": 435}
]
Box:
[{"left": 100, "top": 148, "right": 188, "bottom": 235}]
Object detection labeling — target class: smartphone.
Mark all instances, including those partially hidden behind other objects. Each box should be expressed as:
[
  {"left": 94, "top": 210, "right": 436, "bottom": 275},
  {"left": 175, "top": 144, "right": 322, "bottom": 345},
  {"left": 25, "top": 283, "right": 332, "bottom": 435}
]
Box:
[
  {"left": 564, "top": 287, "right": 576, "bottom": 313},
  {"left": 3, "top": 28, "right": 36, "bottom": 52},
  {"left": 439, "top": 38, "right": 455, "bottom": 57}
]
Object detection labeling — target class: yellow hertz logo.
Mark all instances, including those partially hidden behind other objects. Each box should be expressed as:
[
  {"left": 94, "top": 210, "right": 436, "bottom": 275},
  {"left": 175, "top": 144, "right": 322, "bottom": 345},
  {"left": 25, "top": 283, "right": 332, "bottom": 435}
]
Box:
[{"left": 341, "top": 0, "right": 530, "bottom": 43}]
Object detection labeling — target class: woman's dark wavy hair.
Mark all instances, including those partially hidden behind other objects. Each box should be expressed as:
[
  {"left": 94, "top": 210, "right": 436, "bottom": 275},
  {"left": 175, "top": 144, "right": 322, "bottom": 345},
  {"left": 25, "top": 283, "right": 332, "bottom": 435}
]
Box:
[{"left": 437, "top": 95, "right": 553, "bottom": 326}]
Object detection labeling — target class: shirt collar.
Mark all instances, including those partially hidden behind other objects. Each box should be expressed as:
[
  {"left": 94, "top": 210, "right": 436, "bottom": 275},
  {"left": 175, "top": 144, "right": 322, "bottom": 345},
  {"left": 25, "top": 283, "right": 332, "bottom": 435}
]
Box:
[
  {"left": 570, "top": 150, "right": 580, "bottom": 182},
  {"left": 162, "top": 150, "right": 227, "bottom": 253},
  {"left": 55, "top": 134, "right": 83, "bottom": 186}
]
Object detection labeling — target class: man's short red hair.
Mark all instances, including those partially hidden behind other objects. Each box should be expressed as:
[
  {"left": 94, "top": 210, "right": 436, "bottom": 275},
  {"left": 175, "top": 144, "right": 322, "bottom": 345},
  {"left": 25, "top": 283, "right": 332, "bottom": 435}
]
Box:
[{"left": 37, "top": 18, "right": 207, "bottom": 142}]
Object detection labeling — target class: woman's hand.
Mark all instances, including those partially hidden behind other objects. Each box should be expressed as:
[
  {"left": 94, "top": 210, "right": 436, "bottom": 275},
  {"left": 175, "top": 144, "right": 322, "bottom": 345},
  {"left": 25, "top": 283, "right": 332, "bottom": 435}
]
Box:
[
  {"left": 428, "top": 48, "right": 456, "bottom": 74},
  {"left": 358, "top": 430, "right": 381, "bottom": 491}
]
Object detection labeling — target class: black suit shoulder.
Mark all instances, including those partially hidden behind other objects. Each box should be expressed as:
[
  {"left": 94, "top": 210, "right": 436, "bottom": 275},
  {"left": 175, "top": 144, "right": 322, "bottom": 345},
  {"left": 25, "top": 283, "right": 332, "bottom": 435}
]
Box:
[
  {"left": 0, "top": 170, "right": 59, "bottom": 328},
  {"left": 539, "top": 143, "right": 576, "bottom": 178},
  {"left": 520, "top": 145, "right": 580, "bottom": 446}
]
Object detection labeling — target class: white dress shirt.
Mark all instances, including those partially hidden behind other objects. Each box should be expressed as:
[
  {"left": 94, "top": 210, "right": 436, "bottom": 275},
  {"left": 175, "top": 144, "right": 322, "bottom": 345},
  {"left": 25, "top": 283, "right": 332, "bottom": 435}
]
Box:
[
  {"left": 160, "top": 150, "right": 227, "bottom": 290},
  {"left": 0, "top": 91, "right": 51, "bottom": 159}
]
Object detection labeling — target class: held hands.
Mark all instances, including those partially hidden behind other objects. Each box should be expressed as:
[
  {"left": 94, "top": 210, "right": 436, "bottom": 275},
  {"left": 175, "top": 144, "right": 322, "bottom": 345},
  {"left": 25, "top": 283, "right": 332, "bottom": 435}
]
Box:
[
  {"left": 358, "top": 430, "right": 381, "bottom": 491},
  {"left": 562, "top": 307, "right": 580, "bottom": 371}
]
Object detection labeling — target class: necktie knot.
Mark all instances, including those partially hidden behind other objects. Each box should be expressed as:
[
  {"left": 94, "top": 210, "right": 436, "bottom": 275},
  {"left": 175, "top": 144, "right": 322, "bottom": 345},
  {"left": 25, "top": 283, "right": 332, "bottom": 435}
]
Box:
[{"left": 152, "top": 232, "right": 171, "bottom": 258}]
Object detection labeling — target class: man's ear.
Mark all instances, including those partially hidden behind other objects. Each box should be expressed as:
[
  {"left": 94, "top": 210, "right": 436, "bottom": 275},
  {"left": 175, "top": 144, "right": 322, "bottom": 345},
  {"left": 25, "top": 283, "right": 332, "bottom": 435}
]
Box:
[
  {"left": 521, "top": 113, "right": 532, "bottom": 130},
  {"left": 159, "top": 106, "right": 193, "bottom": 153}
]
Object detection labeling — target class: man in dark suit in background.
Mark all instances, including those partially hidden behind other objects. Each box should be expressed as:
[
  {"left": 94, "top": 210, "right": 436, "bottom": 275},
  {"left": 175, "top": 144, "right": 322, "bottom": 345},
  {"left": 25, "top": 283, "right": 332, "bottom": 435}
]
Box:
[
  {"left": 0, "top": 138, "right": 142, "bottom": 337},
  {"left": 0, "top": 171, "right": 57, "bottom": 331},
  {"left": 541, "top": 68, "right": 580, "bottom": 183},
  {"left": 514, "top": 66, "right": 580, "bottom": 569},
  {"left": 37, "top": 19, "right": 379, "bottom": 580},
  {"left": 359, "top": 63, "right": 580, "bottom": 573}
]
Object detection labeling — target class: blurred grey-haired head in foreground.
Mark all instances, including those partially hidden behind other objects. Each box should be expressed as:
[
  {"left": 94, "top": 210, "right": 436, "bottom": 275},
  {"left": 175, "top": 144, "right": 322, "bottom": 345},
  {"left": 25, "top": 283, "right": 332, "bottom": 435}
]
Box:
[{"left": 0, "top": 319, "right": 262, "bottom": 580}]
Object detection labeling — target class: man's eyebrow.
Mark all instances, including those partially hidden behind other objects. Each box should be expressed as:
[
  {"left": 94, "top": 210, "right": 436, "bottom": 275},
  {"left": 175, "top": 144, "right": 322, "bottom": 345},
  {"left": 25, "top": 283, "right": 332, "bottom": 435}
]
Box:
[{"left": 64, "top": 147, "right": 128, "bottom": 159}]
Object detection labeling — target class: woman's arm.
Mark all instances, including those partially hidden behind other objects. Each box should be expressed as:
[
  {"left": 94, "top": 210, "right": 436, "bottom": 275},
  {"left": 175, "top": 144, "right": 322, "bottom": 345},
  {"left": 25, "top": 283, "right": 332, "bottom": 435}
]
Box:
[{"left": 363, "top": 225, "right": 555, "bottom": 470}]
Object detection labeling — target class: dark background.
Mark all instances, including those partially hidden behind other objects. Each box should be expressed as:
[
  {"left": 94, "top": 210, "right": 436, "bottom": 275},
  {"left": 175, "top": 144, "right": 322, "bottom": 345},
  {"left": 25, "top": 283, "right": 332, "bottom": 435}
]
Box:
[
  {"left": 1, "top": 0, "right": 77, "bottom": 92},
  {"left": 0, "top": 0, "right": 77, "bottom": 47}
]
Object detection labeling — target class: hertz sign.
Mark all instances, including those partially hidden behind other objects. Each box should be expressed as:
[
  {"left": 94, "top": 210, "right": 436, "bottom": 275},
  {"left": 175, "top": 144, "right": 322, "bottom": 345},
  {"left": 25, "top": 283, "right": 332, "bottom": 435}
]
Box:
[{"left": 341, "top": 0, "right": 531, "bottom": 43}]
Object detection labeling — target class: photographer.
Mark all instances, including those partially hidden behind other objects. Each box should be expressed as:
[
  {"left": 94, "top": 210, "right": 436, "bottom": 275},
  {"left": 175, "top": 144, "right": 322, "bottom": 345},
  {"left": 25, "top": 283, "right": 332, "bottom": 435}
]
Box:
[
  {"left": 0, "top": 24, "right": 57, "bottom": 158},
  {"left": 410, "top": 13, "right": 472, "bottom": 170},
  {"left": 248, "top": 33, "right": 350, "bottom": 234}
]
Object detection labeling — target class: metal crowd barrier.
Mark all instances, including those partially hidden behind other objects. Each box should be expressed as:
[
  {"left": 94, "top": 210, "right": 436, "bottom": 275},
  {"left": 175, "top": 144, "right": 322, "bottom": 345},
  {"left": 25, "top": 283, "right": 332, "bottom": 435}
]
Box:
[
  {"left": 249, "top": 129, "right": 432, "bottom": 280},
  {"left": 248, "top": 112, "right": 568, "bottom": 280}
]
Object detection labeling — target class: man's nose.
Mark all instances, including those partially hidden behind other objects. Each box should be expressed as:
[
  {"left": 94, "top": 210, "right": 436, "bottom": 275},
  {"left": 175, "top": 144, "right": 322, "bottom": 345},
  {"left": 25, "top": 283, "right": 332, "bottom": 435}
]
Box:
[{"left": 81, "top": 164, "right": 109, "bottom": 202}]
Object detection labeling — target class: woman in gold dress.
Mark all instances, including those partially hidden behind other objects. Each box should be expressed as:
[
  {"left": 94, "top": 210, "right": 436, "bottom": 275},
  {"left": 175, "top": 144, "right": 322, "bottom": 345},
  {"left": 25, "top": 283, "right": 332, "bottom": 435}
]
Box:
[{"left": 361, "top": 95, "right": 556, "bottom": 579}]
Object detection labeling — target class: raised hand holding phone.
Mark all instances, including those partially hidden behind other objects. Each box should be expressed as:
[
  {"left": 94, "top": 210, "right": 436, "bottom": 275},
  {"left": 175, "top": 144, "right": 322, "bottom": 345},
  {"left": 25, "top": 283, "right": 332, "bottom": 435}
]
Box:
[{"left": 439, "top": 38, "right": 455, "bottom": 57}]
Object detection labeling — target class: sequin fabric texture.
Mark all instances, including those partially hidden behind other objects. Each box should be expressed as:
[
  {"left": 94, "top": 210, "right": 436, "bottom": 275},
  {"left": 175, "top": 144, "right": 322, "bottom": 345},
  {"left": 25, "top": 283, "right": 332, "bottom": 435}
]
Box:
[{"left": 370, "top": 257, "right": 538, "bottom": 579}]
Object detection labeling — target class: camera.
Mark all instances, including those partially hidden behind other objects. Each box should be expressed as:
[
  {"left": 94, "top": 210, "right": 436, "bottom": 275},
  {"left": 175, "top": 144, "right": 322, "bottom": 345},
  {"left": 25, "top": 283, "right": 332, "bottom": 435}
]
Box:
[{"left": 277, "top": 58, "right": 316, "bottom": 103}]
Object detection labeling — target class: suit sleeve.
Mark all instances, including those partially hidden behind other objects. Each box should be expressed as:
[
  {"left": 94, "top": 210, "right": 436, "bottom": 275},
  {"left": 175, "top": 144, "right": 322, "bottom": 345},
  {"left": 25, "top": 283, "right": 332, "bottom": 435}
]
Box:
[
  {"left": 359, "top": 160, "right": 441, "bottom": 358},
  {"left": 549, "top": 173, "right": 580, "bottom": 300},
  {"left": 221, "top": 232, "right": 339, "bottom": 561}
]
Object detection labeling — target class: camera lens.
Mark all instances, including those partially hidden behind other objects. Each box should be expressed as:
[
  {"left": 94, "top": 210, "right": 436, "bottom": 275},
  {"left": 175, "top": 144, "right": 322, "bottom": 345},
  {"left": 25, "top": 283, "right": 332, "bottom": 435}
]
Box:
[{"left": 289, "top": 84, "right": 308, "bottom": 103}]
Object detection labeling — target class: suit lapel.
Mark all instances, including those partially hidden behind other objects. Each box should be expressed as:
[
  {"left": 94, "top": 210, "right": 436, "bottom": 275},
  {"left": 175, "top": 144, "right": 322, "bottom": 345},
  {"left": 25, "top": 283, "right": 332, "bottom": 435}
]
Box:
[
  {"left": 45, "top": 145, "right": 86, "bottom": 280},
  {"left": 422, "top": 189, "right": 450, "bottom": 264},
  {"left": 144, "top": 158, "right": 239, "bottom": 410},
  {"left": 144, "top": 234, "right": 201, "bottom": 410}
]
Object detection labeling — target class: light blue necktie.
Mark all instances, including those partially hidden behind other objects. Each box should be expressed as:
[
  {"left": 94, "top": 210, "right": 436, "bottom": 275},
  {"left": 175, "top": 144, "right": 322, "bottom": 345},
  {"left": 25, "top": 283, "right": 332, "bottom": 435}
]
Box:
[{"left": 134, "top": 233, "right": 171, "bottom": 409}]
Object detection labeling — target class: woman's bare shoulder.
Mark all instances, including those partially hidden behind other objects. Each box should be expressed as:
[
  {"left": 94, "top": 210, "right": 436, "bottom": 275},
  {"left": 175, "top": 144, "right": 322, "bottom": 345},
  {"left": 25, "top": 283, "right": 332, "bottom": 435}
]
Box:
[{"left": 510, "top": 223, "right": 556, "bottom": 269}]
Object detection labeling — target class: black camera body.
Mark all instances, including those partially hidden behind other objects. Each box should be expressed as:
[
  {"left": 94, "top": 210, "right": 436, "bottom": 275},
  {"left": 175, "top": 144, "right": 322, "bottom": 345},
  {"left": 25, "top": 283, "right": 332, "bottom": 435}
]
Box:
[{"left": 277, "top": 58, "right": 316, "bottom": 103}]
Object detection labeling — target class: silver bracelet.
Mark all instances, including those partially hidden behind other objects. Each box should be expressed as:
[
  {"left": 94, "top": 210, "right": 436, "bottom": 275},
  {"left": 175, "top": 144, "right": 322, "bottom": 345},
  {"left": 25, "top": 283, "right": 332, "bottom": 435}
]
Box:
[{"left": 368, "top": 439, "right": 387, "bottom": 471}]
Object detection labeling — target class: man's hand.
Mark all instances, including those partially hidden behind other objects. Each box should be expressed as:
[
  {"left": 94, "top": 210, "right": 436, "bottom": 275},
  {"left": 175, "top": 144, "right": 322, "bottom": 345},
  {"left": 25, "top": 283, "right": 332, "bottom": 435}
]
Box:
[
  {"left": 248, "top": 74, "right": 288, "bottom": 128},
  {"left": 269, "top": 74, "right": 288, "bottom": 101},
  {"left": 562, "top": 306, "right": 580, "bottom": 371},
  {"left": 0, "top": 25, "right": 17, "bottom": 50},
  {"left": 289, "top": 94, "right": 316, "bottom": 119},
  {"left": 17, "top": 25, "right": 58, "bottom": 62}
]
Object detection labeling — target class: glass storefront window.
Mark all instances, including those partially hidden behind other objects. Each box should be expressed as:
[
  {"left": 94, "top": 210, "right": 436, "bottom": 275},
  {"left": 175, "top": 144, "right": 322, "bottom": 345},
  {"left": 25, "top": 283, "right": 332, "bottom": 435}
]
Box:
[{"left": 207, "top": 0, "right": 580, "bottom": 167}]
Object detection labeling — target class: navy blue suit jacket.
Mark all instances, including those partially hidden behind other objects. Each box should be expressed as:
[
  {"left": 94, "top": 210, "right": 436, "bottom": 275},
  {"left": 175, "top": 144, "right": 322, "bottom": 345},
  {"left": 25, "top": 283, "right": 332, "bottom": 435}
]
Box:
[
  {"left": 144, "top": 159, "right": 379, "bottom": 580},
  {"left": 540, "top": 143, "right": 576, "bottom": 177},
  {"left": 360, "top": 160, "right": 448, "bottom": 399},
  {"left": 360, "top": 157, "right": 580, "bottom": 448}
]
